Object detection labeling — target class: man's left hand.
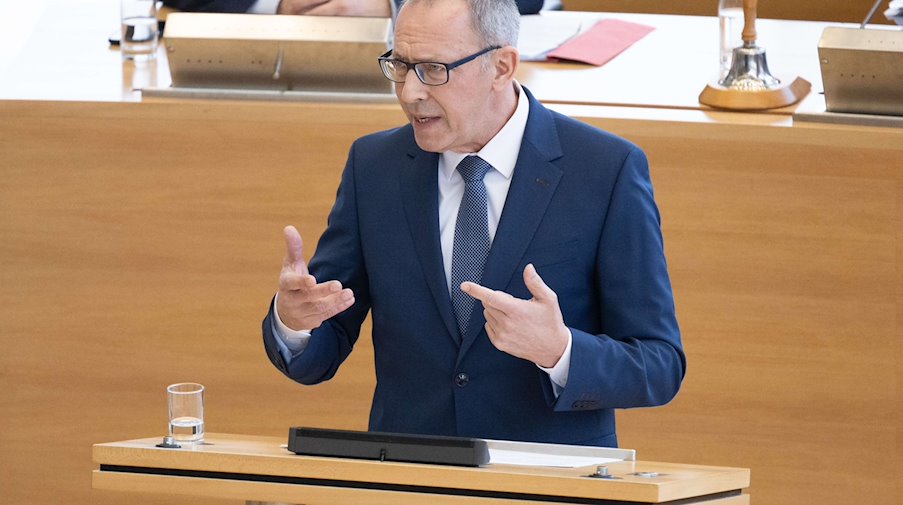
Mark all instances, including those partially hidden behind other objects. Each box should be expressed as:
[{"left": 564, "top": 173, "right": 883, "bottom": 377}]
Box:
[{"left": 461, "top": 264, "right": 570, "bottom": 368}]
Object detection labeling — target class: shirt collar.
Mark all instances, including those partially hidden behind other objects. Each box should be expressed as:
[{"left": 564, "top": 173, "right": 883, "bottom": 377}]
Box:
[{"left": 440, "top": 81, "right": 528, "bottom": 181}]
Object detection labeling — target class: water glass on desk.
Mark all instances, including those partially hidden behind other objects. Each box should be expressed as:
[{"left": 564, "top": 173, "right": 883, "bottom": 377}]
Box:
[
  {"left": 120, "top": 0, "right": 158, "bottom": 61},
  {"left": 167, "top": 382, "right": 205, "bottom": 444},
  {"left": 718, "top": 0, "right": 743, "bottom": 79}
]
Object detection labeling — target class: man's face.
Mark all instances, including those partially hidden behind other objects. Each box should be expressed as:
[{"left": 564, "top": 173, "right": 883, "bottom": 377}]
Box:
[{"left": 392, "top": 0, "right": 498, "bottom": 153}]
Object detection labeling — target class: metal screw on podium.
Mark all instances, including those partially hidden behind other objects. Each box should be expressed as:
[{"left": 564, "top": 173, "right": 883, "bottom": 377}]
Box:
[
  {"left": 587, "top": 465, "right": 618, "bottom": 479},
  {"left": 155, "top": 435, "right": 181, "bottom": 449}
]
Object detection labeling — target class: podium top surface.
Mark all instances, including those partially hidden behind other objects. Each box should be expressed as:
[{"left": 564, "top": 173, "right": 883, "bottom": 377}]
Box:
[{"left": 93, "top": 433, "right": 749, "bottom": 504}]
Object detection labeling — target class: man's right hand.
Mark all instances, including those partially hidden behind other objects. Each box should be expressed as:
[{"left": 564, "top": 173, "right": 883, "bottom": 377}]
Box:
[{"left": 276, "top": 225, "right": 355, "bottom": 331}]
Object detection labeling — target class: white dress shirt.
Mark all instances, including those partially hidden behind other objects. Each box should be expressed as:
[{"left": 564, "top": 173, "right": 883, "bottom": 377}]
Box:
[
  {"left": 247, "top": 0, "right": 280, "bottom": 13},
  {"left": 273, "top": 83, "right": 572, "bottom": 390}
]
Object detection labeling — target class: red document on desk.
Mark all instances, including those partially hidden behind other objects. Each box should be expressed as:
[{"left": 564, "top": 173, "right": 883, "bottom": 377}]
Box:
[{"left": 547, "top": 18, "right": 654, "bottom": 66}]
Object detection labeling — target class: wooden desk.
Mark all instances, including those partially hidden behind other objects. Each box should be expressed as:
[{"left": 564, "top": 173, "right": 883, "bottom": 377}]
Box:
[
  {"left": 517, "top": 11, "right": 830, "bottom": 114},
  {"left": 564, "top": 0, "right": 897, "bottom": 25},
  {"left": 93, "top": 433, "right": 750, "bottom": 504},
  {"left": 0, "top": 0, "right": 834, "bottom": 115},
  {"left": 1, "top": 3, "right": 901, "bottom": 505}
]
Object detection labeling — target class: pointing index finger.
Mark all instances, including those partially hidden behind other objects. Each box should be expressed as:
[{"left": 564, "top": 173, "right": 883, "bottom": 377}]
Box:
[
  {"left": 460, "top": 282, "right": 512, "bottom": 312},
  {"left": 460, "top": 281, "right": 493, "bottom": 301}
]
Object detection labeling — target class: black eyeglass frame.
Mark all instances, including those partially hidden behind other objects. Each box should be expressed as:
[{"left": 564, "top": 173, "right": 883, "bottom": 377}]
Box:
[{"left": 377, "top": 46, "right": 502, "bottom": 86}]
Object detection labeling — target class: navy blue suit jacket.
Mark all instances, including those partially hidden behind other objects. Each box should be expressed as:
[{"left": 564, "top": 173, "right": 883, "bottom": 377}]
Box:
[
  {"left": 163, "top": 0, "right": 543, "bottom": 15},
  {"left": 262, "top": 88, "right": 685, "bottom": 446}
]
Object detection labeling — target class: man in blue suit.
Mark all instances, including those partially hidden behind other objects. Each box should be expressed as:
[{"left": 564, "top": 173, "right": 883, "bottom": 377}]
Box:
[{"left": 263, "top": 0, "right": 685, "bottom": 446}]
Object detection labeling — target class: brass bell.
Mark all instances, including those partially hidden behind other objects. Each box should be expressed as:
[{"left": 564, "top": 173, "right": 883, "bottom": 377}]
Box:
[{"left": 699, "top": 0, "right": 810, "bottom": 110}]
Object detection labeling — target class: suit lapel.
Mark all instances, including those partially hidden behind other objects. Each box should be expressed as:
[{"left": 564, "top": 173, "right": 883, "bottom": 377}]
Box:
[
  {"left": 398, "top": 143, "right": 461, "bottom": 344},
  {"left": 458, "top": 90, "right": 565, "bottom": 358}
]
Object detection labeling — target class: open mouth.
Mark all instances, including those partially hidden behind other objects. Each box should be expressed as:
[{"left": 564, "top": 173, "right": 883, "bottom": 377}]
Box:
[{"left": 413, "top": 115, "right": 439, "bottom": 124}]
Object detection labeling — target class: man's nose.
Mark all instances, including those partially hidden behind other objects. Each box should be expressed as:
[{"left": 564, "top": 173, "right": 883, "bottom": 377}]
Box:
[{"left": 397, "top": 70, "right": 428, "bottom": 103}]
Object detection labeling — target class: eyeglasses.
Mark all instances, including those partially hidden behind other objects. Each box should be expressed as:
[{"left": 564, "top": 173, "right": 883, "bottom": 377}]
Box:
[{"left": 378, "top": 46, "right": 501, "bottom": 86}]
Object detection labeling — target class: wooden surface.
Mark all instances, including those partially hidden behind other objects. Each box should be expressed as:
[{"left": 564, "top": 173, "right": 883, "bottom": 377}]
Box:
[
  {"left": 0, "top": 0, "right": 836, "bottom": 114},
  {"left": 698, "top": 77, "right": 813, "bottom": 111},
  {"left": 2, "top": 97, "right": 901, "bottom": 505},
  {"left": 1, "top": 2, "right": 902, "bottom": 505},
  {"left": 516, "top": 11, "right": 830, "bottom": 114},
  {"left": 0, "top": 99, "right": 396, "bottom": 505},
  {"left": 562, "top": 0, "right": 896, "bottom": 25},
  {"left": 92, "top": 433, "right": 750, "bottom": 504},
  {"left": 91, "top": 472, "right": 749, "bottom": 505},
  {"left": 570, "top": 108, "right": 902, "bottom": 505}
]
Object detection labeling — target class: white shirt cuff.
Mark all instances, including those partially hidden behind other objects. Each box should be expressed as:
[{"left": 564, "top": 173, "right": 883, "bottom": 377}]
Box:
[
  {"left": 272, "top": 293, "right": 312, "bottom": 354},
  {"left": 247, "top": 0, "right": 280, "bottom": 14},
  {"left": 537, "top": 328, "right": 572, "bottom": 395}
]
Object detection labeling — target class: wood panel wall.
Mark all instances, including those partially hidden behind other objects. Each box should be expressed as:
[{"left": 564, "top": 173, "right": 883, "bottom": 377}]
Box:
[
  {"left": 0, "top": 99, "right": 900, "bottom": 505},
  {"left": 562, "top": 0, "right": 895, "bottom": 24},
  {"left": 567, "top": 108, "right": 902, "bottom": 505}
]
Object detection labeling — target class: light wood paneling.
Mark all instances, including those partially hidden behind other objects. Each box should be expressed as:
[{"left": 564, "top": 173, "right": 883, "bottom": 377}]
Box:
[
  {"left": 2, "top": 3, "right": 900, "bottom": 505},
  {"left": 0, "top": 100, "right": 402, "bottom": 505},
  {"left": 562, "top": 0, "right": 895, "bottom": 24},
  {"left": 563, "top": 112, "right": 901, "bottom": 505},
  {"left": 2, "top": 98, "right": 901, "bottom": 505},
  {"left": 91, "top": 433, "right": 751, "bottom": 504}
]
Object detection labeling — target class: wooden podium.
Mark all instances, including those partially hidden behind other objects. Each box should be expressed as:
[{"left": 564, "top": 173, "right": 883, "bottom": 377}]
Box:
[{"left": 92, "top": 434, "right": 750, "bottom": 504}]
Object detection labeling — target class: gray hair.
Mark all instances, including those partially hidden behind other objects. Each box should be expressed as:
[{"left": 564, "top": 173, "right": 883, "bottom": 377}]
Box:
[{"left": 399, "top": 0, "right": 520, "bottom": 47}]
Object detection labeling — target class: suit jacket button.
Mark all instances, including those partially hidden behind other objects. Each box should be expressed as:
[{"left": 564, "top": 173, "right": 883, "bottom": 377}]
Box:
[{"left": 454, "top": 373, "right": 469, "bottom": 388}]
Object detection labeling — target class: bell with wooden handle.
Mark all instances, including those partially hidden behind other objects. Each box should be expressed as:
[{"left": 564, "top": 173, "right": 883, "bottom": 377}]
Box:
[
  {"left": 699, "top": 0, "right": 811, "bottom": 110},
  {"left": 719, "top": 0, "right": 779, "bottom": 90}
]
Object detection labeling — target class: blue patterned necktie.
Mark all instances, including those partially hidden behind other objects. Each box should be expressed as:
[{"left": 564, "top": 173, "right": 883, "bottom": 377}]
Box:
[{"left": 450, "top": 155, "right": 492, "bottom": 337}]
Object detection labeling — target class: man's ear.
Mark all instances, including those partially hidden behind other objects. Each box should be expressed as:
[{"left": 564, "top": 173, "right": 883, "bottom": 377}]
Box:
[{"left": 491, "top": 46, "right": 519, "bottom": 90}]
